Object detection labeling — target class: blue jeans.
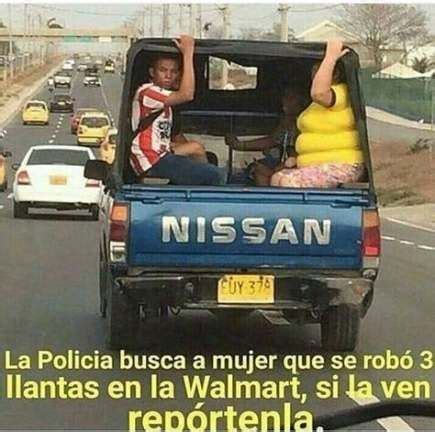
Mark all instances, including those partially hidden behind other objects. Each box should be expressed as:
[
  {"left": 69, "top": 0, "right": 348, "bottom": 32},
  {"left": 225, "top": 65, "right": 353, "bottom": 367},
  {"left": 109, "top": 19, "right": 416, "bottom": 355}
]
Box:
[{"left": 148, "top": 153, "right": 225, "bottom": 186}]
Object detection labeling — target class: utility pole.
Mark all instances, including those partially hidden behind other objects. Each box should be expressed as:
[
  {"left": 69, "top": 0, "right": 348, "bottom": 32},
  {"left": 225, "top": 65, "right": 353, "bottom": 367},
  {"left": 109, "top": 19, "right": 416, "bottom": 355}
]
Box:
[
  {"left": 8, "top": 3, "right": 14, "bottom": 80},
  {"left": 219, "top": 5, "right": 230, "bottom": 88},
  {"left": 278, "top": 4, "right": 290, "bottom": 42},
  {"left": 162, "top": 4, "right": 169, "bottom": 37},
  {"left": 196, "top": 4, "right": 202, "bottom": 39},
  {"left": 178, "top": 4, "right": 183, "bottom": 34},
  {"left": 149, "top": 4, "right": 154, "bottom": 37},
  {"left": 38, "top": 14, "right": 42, "bottom": 65},
  {"left": 188, "top": 4, "right": 194, "bottom": 37},
  {"left": 23, "top": 3, "right": 27, "bottom": 71}
]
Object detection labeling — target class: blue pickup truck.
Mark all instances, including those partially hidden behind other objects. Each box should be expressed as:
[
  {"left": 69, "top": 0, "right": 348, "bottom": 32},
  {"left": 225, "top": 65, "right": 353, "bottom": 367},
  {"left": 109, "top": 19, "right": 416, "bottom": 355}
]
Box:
[{"left": 85, "top": 39, "right": 380, "bottom": 351}]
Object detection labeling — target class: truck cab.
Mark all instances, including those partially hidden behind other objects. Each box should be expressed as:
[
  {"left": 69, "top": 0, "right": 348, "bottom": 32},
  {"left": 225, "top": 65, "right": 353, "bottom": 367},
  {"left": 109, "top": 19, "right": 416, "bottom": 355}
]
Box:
[{"left": 85, "top": 39, "right": 380, "bottom": 351}]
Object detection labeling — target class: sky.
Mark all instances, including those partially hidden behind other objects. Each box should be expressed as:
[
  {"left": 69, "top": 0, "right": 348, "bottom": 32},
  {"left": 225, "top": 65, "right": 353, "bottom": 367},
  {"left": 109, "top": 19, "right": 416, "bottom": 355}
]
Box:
[
  {"left": 0, "top": 2, "right": 434, "bottom": 55},
  {"left": 0, "top": 3, "right": 434, "bottom": 37}
]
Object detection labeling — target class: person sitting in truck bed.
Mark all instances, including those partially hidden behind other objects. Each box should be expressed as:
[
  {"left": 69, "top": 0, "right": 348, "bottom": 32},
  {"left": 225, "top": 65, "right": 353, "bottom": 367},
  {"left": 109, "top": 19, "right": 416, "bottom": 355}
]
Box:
[
  {"left": 129, "top": 35, "right": 224, "bottom": 185},
  {"left": 225, "top": 85, "right": 306, "bottom": 186},
  {"left": 271, "top": 39, "right": 365, "bottom": 188}
]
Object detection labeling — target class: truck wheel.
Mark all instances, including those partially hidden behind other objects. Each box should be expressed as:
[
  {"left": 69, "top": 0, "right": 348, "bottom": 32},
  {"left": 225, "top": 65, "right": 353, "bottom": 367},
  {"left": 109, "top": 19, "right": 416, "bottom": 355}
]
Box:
[
  {"left": 106, "top": 279, "right": 141, "bottom": 350},
  {"left": 321, "top": 304, "right": 360, "bottom": 351},
  {"left": 13, "top": 201, "right": 28, "bottom": 218},
  {"left": 90, "top": 204, "right": 99, "bottom": 220},
  {"left": 0, "top": 180, "right": 6, "bottom": 191}
]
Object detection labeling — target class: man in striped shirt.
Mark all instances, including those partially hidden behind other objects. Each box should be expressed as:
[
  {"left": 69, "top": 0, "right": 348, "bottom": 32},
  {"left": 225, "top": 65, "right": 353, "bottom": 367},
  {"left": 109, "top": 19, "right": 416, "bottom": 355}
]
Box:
[{"left": 130, "top": 35, "right": 223, "bottom": 186}]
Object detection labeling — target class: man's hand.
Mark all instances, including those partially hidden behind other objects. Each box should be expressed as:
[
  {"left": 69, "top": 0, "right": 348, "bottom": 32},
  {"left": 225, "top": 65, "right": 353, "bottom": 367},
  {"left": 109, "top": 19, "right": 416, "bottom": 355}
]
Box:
[
  {"left": 325, "top": 39, "right": 349, "bottom": 61},
  {"left": 173, "top": 35, "right": 195, "bottom": 56},
  {"left": 284, "top": 156, "right": 297, "bottom": 168}
]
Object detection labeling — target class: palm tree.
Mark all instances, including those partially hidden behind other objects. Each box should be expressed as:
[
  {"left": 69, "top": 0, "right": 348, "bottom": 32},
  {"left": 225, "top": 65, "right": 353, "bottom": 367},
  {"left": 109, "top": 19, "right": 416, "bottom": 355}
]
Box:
[{"left": 411, "top": 56, "right": 431, "bottom": 73}]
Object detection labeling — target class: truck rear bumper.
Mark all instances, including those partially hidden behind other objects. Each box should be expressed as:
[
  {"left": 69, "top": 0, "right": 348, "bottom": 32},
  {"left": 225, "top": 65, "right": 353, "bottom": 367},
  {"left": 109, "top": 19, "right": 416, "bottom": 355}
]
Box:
[{"left": 113, "top": 273, "right": 374, "bottom": 317}]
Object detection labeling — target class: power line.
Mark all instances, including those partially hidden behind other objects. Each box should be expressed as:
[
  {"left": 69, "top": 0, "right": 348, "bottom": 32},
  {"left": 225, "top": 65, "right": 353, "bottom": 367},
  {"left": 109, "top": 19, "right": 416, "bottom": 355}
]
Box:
[
  {"left": 31, "top": 4, "right": 138, "bottom": 17},
  {"left": 234, "top": 12, "right": 277, "bottom": 22},
  {"left": 291, "top": 4, "right": 342, "bottom": 13},
  {"left": 30, "top": 4, "right": 221, "bottom": 19}
]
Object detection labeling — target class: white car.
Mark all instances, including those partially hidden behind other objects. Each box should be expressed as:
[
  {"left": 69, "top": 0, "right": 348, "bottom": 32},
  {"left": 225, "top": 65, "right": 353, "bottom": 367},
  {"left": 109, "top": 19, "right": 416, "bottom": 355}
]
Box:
[
  {"left": 12, "top": 145, "right": 102, "bottom": 219},
  {"left": 77, "top": 63, "right": 88, "bottom": 72},
  {"left": 62, "top": 62, "right": 74, "bottom": 71},
  {"left": 83, "top": 75, "right": 101, "bottom": 87},
  {"left": 54, "top": 72, "right": 72, "bottom": 88}
]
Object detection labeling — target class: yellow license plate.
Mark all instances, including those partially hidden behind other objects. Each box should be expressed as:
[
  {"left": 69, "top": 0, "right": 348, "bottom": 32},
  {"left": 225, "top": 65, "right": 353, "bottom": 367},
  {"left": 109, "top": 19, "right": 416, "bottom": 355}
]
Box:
[
  {"left": 49, "top": 175, "right": 67, "bottom": 185},
  {"left": 218, "top": 275, "right": 274, "bottom": 304}
]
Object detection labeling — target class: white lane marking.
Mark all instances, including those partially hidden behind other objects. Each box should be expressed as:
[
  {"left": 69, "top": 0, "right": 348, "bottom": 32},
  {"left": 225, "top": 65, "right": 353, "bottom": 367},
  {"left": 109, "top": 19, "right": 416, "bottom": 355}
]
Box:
[
  {"left": 417, "top": 245, "right": 435, "bottom": 251},
  {"left": 51, "top": 134, "right": 56, "bottom": 139},
  {"left": 260, "top": 311, "right": 289, "bottom": 326},
  {"left": 7, "top": 193, "right": 13, "bottom": 199},
  {"left": 48, "top": 139, "right": 54, "bottom": 144},
  {"left": 348, "top": 394, "right": 414, "bottom": 431},
  {"left": 0, "top": 205, "right": 4, "bottom": 210},
  {"left": 399, "top": 240, "right": 415, "bottom": 246},
  {"left": 384, "top": 217, "right": 435, "bottom": 234},
  {"left": 381, "top": 236, "right": 395, "bottom": 241}
]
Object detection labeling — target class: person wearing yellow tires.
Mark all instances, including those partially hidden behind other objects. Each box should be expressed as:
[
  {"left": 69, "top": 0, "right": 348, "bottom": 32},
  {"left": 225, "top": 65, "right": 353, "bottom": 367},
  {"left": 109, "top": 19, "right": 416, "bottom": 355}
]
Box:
[{"left": 271, "top": 39, "right": 365, "bottom": 188}]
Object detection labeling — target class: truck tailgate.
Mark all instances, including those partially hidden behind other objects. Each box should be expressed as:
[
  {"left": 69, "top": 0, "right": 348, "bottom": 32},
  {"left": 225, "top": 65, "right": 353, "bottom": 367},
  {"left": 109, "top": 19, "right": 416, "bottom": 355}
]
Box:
[{"left": 124, "top": 187, "right": 370, "bottom": 270}]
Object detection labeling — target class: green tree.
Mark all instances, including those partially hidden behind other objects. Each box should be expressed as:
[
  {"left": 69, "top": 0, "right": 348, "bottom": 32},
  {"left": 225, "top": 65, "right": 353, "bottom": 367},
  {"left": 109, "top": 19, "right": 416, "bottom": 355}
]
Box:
[{"left": 411, "top": 56, "right": 431, "bottom": 73}]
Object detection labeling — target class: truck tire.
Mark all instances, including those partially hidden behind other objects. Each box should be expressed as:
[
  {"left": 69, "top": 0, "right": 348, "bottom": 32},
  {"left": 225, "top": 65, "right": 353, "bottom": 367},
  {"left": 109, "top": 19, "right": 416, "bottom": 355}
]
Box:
[
  {"left": 321, "top": 304, "right": 360, "bottom": 351},
  {"left": 106, "top": 279, "right": 141, "bottom": 350},
  {"left": 0, "top": 179, "right": 6, "bottom": 191},
  {"left": 13, "top": 201, "right": 28, "bottom": 218}
]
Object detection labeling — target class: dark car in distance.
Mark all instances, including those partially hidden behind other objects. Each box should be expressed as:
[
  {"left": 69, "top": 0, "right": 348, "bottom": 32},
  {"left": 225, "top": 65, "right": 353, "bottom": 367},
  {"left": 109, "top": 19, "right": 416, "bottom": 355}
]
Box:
[{"left": 49, "top": 94, "right": 74, "bottom": 113}]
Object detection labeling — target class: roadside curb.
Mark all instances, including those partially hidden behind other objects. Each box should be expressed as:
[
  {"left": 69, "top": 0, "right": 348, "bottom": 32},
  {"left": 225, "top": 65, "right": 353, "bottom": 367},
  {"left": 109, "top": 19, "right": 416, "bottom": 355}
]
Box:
[
  {"left": 0, "top": 59, "right": 64, "bottom": 130},
  {"left": 366, "top": 106, "right": 435, "bottom": 133}
]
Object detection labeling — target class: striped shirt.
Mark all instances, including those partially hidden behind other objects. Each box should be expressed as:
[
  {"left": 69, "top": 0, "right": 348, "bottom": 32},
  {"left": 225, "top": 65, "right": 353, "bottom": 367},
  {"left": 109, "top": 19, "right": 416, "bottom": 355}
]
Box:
[{"left": 130, "top": 83, "right": 173, "bottom": 175}]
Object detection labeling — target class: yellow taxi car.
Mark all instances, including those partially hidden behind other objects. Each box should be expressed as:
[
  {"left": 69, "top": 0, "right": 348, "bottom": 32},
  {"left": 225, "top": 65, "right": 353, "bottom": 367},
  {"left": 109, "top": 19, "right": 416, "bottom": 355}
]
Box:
[
  {"left": 104, "top": 60, "right": 115, "bottom": 73},
  {"left": 77, "top": 112, "right": 111, "bottom": 146},
  {"left": 99, "top": 127, "right": 117, "bottom": 164},
  {"left": 22, "top": 100, "right": 49, "bottom": 125}
]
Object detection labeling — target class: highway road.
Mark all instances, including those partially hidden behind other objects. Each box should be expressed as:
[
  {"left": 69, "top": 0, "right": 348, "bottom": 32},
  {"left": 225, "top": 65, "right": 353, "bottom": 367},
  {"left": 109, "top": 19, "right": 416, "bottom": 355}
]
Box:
[{"left": 0, "top": 67, "right": 434, "bottom": 431}]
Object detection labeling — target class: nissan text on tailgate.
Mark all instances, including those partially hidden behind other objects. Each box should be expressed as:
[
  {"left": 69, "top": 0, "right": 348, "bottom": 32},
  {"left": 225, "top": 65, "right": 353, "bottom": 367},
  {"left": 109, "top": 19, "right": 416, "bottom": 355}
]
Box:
[{"left": 85, "top": 39, "right": 380, "bottom": 351}]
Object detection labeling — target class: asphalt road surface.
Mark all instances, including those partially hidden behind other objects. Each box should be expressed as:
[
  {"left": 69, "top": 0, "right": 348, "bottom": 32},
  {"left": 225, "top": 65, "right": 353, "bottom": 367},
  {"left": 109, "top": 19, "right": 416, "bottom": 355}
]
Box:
[{"left": 0, "top": 68, "right": 434, "bottom": 432}]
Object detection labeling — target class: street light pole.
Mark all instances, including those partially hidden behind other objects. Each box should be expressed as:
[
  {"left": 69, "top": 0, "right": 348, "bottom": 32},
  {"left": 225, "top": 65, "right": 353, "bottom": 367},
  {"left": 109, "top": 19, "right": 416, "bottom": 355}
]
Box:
[{"left": 8, "top": 3, "right": 14, "bottom": 80}]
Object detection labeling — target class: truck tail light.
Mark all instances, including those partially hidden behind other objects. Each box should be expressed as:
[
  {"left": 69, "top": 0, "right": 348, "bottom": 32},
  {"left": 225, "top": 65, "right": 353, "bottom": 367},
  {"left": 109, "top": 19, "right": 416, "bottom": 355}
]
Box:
[
  {"left": 363, "top": 210, "right": 380, "bottom": 257},
  {"left": 85, "top": 179, "right": 100, "bottom": 187},
  {"left": 17, "top": 170, "right": 31, "bottom": 185},
  {"left": 362, "top": 209, "right": 380, "bottom": 277},
  {"left": 109, "top": 202, "right": 129, "bottom": 262}
]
